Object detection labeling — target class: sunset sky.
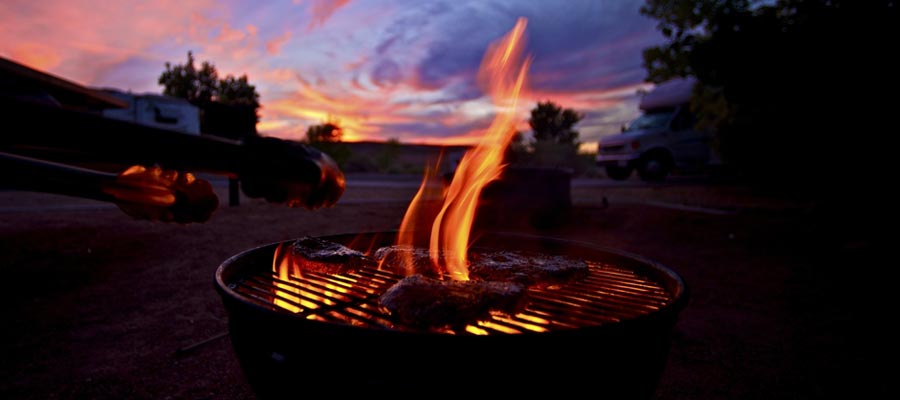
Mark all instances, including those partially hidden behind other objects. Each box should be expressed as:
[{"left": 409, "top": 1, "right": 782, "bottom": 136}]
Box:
[{"left": 0, "top": 0, "right": 663, "bottom": 151}]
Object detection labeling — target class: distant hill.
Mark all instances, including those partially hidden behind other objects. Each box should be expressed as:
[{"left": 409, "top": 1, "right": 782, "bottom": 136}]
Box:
[
  {"left": 339, "top": 141, "right": 471, "bottom": 174},
  {"left": 335, "top": 140, "right": 600, "bottom": 177}
]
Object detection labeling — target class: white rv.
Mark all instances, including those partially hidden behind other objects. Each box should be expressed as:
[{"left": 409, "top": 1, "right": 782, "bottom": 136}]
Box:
[
  {"left": 596, "top": 77, "right": 715, "bottom": 181},
  {"left": 100, "top": 89, "right": 200, "bottom": 135}
]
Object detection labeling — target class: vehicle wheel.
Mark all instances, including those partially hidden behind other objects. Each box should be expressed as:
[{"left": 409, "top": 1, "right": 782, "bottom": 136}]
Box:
[
  {"left": 605, "top": 165, "right": 632, "bottom": 180},
  {"left": 637, "top": 153, "right": 672, "bottom": 182}
]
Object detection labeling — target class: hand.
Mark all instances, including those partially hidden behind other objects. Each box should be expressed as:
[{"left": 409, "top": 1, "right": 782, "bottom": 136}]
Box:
[
  {"left": 102, "top": 165, "right": 219, "bottom": 223},
  {"left": 238, "top": 136, "right": 345, "bottom": 209}
]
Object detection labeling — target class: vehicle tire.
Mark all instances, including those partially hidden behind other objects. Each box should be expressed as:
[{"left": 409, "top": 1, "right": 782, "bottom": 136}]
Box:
[
  {"left": 605, "top": 165, "right": 632, "bottom": 180},
  {"left": 637, "top": 153, "right": 672, "bottom": 182}
]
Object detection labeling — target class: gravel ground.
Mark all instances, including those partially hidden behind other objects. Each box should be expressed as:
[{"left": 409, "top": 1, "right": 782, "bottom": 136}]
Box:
[{"left": 0, "top": 175, "right": 888, "bottom": 399}]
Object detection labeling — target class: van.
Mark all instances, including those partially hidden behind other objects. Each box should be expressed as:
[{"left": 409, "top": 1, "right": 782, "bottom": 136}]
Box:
[
  {"left": 100, "top": 89, "right": 201, "bottom": 135},
  {"left": 596, "top": 77, "right": 715, "bottom": 181}
]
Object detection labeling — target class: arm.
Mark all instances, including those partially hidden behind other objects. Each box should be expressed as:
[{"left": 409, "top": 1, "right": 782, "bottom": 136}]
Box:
[
  {"left": 0, "top": 152, "right": 217, "bottom": 223},
  {"left": 1, "top": 98, "right": 345, "bottom": 211}
]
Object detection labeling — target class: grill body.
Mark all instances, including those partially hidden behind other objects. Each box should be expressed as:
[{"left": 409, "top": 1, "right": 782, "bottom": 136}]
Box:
[{"left": 215, "top": 232, "right": 688, "bottom": 398}]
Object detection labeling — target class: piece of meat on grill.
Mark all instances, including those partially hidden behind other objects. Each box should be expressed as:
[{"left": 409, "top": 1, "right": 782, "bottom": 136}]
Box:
[
  {"left": 285, "top": 236, "right": 377, "bottom": 274},
  {"left": 468, "top": 251, "right": 590, "bottom": 287},
  {"left": 379, "top": 274, "right": 528, "bottom": 329},
  {"left": 372, "top": 245, "right": 442, "bottom": 278},
  {"left": 374, "top": 245, "right": 589, "bottom": 287}
]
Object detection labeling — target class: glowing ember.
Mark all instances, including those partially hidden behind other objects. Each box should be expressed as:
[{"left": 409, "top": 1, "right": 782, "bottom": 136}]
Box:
[{"left": 398, "top": 17, "right": 532, "bottom": 280}]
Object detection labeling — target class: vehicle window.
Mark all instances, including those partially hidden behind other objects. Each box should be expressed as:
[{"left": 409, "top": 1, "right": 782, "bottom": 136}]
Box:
[
  {"left": 625, "top": 109, "right": 674, "bottom": 132},
  {"left": 154, "top": 106, "right": 179, "bottom": 124},
  {"left": 670, "top": 108, "right": 696, "bottom": 131}
]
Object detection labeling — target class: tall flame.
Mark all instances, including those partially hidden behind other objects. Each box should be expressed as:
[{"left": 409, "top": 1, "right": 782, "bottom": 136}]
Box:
[
  {"left": 397, "top": 17, "right": 531, "bottom": 281},
  {"left": 394, "top": 154, "right": 444, "bottom": 275}
]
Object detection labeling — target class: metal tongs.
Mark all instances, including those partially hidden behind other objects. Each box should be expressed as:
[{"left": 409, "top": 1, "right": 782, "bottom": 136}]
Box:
[{"left": 1, "top": 97, "right": 345, "bottom": 223}]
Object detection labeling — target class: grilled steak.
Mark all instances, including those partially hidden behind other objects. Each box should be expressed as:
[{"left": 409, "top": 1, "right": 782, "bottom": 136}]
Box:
[
  {"left": 379, "top": 274, "right": 527, "bottom": 329},
  {"left": 374, "top": 246, "right": 589, "bottom": 287},
  {"left": 286, "top": 236, "right": 377, "bottom": 274},
  {"left": 372, "top": 245, "right": 442, "bottom": 278},
  {"left": 468, "top": 251, "right": 589, "bottom": 287}
]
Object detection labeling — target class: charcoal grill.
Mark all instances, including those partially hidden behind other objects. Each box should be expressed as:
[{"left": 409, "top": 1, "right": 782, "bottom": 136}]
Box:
[{"left": 215, "top": 231, "right": 688, "bottom": 398}]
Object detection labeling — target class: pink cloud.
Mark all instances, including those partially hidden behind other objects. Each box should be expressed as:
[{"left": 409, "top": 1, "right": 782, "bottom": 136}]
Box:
[
  {"left": 0, "top": 0, "right": 215, "bottom": 86},
  {"left": 265, "top": 31, "right": 292, "bottom": 55},
  {"left": 343, "top": 55, "right": 369, "bottom": 72},
  {"left": 187, "top": 12, "right": 262, "bottom": 62},
  {"left": 262, "top": 68, "right": 298, "bottom": 83},
  {"left": 0, "top": 0, "right": 293, "bottom": 92},
  {"left": 304, "top": 0, "right": 352, "bottom": 31},
  {"left": 217, "top": 24, "right": 250, "bottom": 43},
  {"left": 5, "top": 43, "right": 62, "bottom": 71}
]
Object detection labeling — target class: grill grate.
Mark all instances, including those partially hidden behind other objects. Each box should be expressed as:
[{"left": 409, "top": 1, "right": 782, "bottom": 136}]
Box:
[{"left": 228, "top": 259, "right": 674, "bottom": 334}]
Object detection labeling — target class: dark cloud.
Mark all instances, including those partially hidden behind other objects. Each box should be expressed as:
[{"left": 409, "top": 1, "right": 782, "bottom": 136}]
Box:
[
  {"left": 89, "top": 55, "right": 163, "bottom": 94},
  {"left": 371, "top": 59, "right": 402, "bottom": 87},
  {"left": 521, "top": 2, "right": 662, "bottom": 91},
  {"left": 374, "top": 116, "right": 493, "bottom": 140},
  {"left": 529, "top": 32, "right": 661, "bottom": 91},
  {"left": 412, "top": 3, "right": 517, "bottom": 89},
  {"left": 410, "top": 0, "right": 661, "bottom": 94},
  {"left": 375, "top": 35, "right": 399, "bottom": 55}
]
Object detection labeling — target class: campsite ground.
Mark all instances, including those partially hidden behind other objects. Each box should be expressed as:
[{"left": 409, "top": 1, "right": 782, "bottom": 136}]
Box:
[{"left": 0, "top": 172, "right": 887, "bottom": 399}]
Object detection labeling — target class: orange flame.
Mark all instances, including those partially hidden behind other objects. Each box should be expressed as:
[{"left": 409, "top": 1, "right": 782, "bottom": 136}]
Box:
[
  {"left": 272, "top": 243, "right": 302, "bottom": 313},
  {"left": 270, "top": 242, "right": 362, "bottom": 314},
  {"left": 394, "top": 154, "right": 444, "bottom": 275},
  {"left": 397, "top": 17, "right": 531, "bottom": 281}
]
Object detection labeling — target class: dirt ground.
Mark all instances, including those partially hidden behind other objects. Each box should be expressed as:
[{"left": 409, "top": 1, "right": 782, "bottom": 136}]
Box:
[{"left": 0, "top": 174, "right": 889, "bottom": 399}]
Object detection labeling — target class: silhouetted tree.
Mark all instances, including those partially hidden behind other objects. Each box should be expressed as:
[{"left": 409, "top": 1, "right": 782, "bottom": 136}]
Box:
[
  {"left": 218, "top": 75, "right": 260, "bottom": 108},
  {"left": 158, "top": 51, "right": 260, "bottom": 140},
  {"left": 305, "top": 122, "right": 342, "bottom": 143},
  {"left": 641, "top": 0, "right": 898, "bottom": 268},
  {"left": 640, "top": 0, "right": 897, "bottom": 193},
  {"left": 508, "top": 101, "right": 584, "bottom": 169},
  {"left": 304, "top": 122, "right": 352, "bottom": 168},
  {"left": 529, "top": 101, "right": 583, "bottom": 146},
  {"left": 158, "top": 51, "right": 218, "bottom": 105}
]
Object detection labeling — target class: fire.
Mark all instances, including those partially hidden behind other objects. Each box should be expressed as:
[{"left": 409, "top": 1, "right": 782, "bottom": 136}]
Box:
[
  {"left": 393, "top": 155, "right": 444, "bottom": 276},
  {"left": 272, "top": 244, "right": 303, "bottom": 313},
  {"left": 268, "top": 18, "right": 531, "bottom": 303},
  {"left": 398, "top": 17, "right": 532, "bottom": 281},
  {"left": 271, "top": 243, "right": 357, "bottom": 314}
]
